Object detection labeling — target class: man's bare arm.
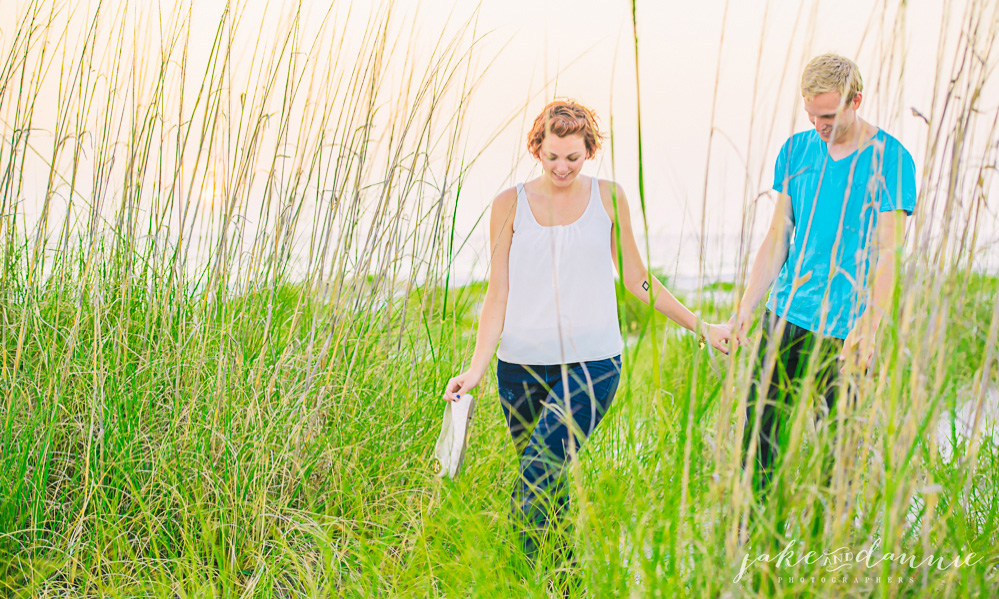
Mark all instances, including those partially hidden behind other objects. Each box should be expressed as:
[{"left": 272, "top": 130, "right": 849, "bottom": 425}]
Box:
[
  {"left": 840, "top": 209, "right": 906, "bottom": 369},
  {"left": 730, "top": 192, "right": 793, "bottom": 343}
]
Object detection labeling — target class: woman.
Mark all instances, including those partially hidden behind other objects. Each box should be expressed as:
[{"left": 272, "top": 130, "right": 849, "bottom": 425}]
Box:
[{"left": 442, "top": 100, "right": 730, "bottom": 577}]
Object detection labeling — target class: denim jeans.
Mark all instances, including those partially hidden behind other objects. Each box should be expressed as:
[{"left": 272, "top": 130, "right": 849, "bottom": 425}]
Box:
[
  {"left": 742, "top": 310, "right": 844, "bottom": 497},
  {"left": 496, "top": 355, "right": 622, "bottom": 568}
]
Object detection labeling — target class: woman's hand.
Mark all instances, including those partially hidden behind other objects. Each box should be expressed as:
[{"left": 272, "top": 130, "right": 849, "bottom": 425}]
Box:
[
  {"left": 705, "top": 323, "right": 733, "bottom": 355},
  {"left": 443, "top": 370, "right": 483, "bottom": 402}
]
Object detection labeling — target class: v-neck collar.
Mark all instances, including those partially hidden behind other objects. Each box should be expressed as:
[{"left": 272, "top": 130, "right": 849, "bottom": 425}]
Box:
[{"left": 822, "top": 128, "right": 883, "bottom": 164}]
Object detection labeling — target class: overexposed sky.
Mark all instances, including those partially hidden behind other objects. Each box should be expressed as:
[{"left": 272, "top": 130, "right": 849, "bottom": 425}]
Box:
[
  {"left": 3, "top": 0, "right": 997, "bottom": 283},
  {"left": 446, "top": 0, "right": 998, "bottom": 281}
]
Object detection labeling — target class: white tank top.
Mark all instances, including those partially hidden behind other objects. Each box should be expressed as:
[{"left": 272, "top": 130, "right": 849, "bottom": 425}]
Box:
[{"left": 497, "top": 177, "right": 623, "bottom": 365}]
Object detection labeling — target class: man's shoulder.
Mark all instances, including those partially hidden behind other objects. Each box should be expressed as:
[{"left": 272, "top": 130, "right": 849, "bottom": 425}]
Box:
[
  {"left": 781, "top": 130, "right": 822, "bottom": 155},
  {"left": 873, "top": 129, "right": 915, "bottom": 161},
  {"left": 776, "top": 130, "right": 823, "bottom": 171},
  {"left": 788, "top": 129, "right": 819, "bottom": 143}
]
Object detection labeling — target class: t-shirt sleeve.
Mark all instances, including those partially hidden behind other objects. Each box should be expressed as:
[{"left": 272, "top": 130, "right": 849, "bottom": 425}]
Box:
[
  {"left": 879, "top": 141, "right": 917, "bottom": 215},
  {"left": 772, "top": 138, "right": 792, "bottom": 194}
]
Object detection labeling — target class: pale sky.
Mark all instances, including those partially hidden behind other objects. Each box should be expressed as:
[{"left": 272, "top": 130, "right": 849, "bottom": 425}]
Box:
[
  {"left": 444, "top": 0, "right": 999, "bottom": 282},
  {"left": 3, "top": 0, "right": 997, "bottom": 284}
]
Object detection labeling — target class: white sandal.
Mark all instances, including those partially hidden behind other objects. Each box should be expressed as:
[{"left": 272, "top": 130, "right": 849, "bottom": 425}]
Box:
[{"left": 433, "top": 394, "right": 476, "bottom": 478}]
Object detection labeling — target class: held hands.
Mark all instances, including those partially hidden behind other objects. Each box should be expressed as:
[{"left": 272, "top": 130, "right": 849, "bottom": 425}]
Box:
[
  {"left": 444, "top": 321, "right": 738, "bottom": 396},
  {"left": 703, "top": 322, "right": 733, "bottom": 355},
  {"left": 719, "top": 305, "right": 881, "bottom": 371},
  {"left": 443, "top": 370, "right": 483, "bottom": 402}
]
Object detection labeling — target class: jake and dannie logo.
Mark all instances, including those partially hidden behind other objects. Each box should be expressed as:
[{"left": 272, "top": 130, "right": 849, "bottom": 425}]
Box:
[{"left": 734, "top": 538, "right": 987, "bottom": 584}]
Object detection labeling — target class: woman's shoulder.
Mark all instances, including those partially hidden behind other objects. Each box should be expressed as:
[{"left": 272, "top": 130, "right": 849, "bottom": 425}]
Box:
[
  {"left": 489, "top": 187, "right": 519, "bottom": 229},
  {"left": 492, "top": 186, "right": 518, "bottom": 209},
  {"left": 594, "top": 178, "right": 627, "bottom": 203},
  {"left": 593, "top": 178, "right": 630, "bottom": 225}
]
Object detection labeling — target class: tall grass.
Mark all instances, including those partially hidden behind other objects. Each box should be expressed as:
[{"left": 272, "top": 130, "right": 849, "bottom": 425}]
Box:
[
  {"left": 1, "top": 0, "right": 998, "bottom": 598},
  {"left": 639, "top": 0, "right": 999, "bottom": 597},
  {"left": 1, "top": 0, "right": 486, "bottom": 595}
]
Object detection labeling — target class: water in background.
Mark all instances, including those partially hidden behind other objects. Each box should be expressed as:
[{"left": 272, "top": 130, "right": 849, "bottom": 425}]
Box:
[
  {"left": 448, "top": 225, "right": 999, "bottom": 293},
  {"left": 446, "top": 229, "right": 756, "bottom": 291}
]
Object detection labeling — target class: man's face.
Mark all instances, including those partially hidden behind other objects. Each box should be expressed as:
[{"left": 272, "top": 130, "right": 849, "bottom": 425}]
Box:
[{"left": 804, "top": 91, "right": 862, "bottom": 143}]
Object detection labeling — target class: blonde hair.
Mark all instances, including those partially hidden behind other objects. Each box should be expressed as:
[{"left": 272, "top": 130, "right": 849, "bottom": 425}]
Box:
[{"left": 801, "top": 53, "right": 864, "bottom": 104}]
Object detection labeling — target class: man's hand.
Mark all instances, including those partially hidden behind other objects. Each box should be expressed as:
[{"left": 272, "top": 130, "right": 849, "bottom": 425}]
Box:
[
  {"left": 839, "top": 311, "right": 880, "bottom": 373},
  {"left": 726, "top": 307, "right": 754, "bottom": 349},
  {"left": 841, "top": 210, "right": 906, "bottom": 374}
]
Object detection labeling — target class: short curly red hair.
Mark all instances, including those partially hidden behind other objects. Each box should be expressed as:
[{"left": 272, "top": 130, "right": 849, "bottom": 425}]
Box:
[{"left": 527, "top": 100, "right": 604, "bottom": 160}]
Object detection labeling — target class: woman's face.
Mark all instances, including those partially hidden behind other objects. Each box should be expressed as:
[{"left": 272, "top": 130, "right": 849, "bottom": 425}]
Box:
[{"left": 538, "top": 133, "right": 586, "bottom": 188}]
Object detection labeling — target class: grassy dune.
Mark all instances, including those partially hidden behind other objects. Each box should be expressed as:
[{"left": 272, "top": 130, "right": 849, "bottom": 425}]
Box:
[{"left": 2, "top": 0, "right": 999, "bottom": 597}]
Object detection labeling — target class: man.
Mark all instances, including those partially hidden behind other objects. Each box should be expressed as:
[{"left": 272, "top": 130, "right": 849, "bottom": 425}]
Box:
[{"left": 730, "top": 53, "right": 917, "bottom": 499}]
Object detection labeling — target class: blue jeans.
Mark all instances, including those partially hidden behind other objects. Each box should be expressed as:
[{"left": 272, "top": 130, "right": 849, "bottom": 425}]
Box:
[{"left": 496, "top": 355, "right": 622, "bottom": 567}]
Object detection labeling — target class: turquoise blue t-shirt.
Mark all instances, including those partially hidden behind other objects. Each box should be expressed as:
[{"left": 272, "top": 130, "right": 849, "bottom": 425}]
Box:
[{"left": 765, "top": 128, "right": 917, "bottom": 339}]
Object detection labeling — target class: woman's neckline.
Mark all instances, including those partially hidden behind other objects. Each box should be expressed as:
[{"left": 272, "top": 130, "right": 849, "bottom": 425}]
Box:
[{"left": 522, "top": 176, "right": 596, "bottom": 228}]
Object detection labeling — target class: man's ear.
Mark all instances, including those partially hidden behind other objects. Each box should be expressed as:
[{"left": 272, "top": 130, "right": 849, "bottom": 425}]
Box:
[{"left": 851, "top": 92, "right": 863, "bottom": 110}]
